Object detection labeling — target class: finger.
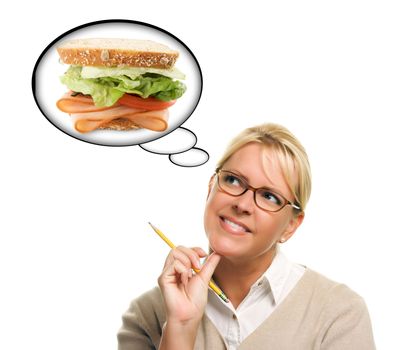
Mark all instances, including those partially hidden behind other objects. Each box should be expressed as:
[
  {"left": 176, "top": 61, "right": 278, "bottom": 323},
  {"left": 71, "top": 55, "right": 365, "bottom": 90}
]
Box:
[
  {"left": 174, "top": 246, "right": 202, "bottom": 270},
  {"left": 174, "top": 260, "right": 190, "bottom": 287},
  {"left": 162, "top": 246, "right": 207, "bottom": 271},
  {"left": 163, "top": 248, "right": 177, "bottom": 269},
  {"left": 162, "top": 246, "right": 195, "bottom": 270},
  {"left": 198, "top": 253, "right": 221, "bottom": 283},
  {"left": 191, "top": 247, "right": 207, "bottom": 258},
  {"left": 169, "top": 247, "right": 196, "bottom": 272},
  {"left": 159, "top": 259, "right": 191, "bottom": 286}
]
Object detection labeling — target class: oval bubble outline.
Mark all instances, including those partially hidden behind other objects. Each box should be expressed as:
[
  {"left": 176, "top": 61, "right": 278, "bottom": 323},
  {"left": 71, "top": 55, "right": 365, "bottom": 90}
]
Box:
[
  {"left": 139, "top": 127, "right": 197, "bottom": 155},
  {"left": 169, "top": 147, "right": 210, "bottom": 167},
  {"left": 32, "top": 19, "right": 203, "bottom": 147}
]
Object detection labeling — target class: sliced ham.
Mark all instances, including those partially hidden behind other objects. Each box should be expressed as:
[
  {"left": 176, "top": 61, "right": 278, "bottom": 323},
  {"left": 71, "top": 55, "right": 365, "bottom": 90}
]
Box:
[
  {"left": 56, "top": 92, "right": 115, "bottom": 113},
  {"left": 56, "top": 92, "right": 169, "bottom": 133},
  {"left": 71, "top": 105, "right": 145, "bottom": 120},
  {"left": 70, "top": 108, "right": 169, "bottom": 133},
  {"left": 123, "top": 109, "right": 169, "bottom": 131}
]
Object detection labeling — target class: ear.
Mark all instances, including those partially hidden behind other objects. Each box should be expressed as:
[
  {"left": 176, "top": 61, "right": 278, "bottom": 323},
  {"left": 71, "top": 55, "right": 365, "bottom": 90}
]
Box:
[
  {"left": 279, "top": 212, "right": 305, "bottom": 243},
  {"left": 207, "top": 174, "right": 216, "bottom": 199}
]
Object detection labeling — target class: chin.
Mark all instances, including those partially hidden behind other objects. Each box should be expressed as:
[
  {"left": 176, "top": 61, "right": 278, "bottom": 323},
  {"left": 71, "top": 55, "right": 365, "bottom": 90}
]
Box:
[{"left": 208, "top": 234, "right": 245, "bottom": 258}]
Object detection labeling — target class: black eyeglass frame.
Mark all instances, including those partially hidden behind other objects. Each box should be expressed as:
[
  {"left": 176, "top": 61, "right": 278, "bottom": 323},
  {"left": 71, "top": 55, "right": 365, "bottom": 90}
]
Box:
[{"left": 215, "top": 169, "right": 301, "bottom": 213}]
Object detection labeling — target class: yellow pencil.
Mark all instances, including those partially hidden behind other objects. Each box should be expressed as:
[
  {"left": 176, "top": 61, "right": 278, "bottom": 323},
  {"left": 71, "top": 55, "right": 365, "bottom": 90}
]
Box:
[{"left": 148, "top": 222, "right": 229, "bottom": 303}]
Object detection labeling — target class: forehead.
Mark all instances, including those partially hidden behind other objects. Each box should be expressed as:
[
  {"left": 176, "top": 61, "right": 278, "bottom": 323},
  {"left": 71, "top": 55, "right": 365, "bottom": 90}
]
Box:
[{"left": 222, "top": 142, "right": 289, "bottom": 191}]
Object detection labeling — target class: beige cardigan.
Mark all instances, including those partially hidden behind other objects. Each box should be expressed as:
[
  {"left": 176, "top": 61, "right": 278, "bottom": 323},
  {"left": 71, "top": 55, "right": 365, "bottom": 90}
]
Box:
[{"left": 117, "top": 269, "right": 375, "bottom": 349}]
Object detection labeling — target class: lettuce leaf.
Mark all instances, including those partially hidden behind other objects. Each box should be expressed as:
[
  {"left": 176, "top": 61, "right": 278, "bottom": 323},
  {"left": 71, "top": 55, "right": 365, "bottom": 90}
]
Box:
[
  {"left": 60, "top": 66, "right": 186, "bottom": 107},
  {"left": 81, "top": 65, "right": 185, "bottom": 80}
]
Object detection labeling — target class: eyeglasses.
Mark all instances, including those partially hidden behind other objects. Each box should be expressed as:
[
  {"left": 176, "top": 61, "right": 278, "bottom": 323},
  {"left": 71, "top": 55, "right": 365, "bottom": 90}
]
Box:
[{"left": 215, "top": 169, "right": 301, "bottom": 213}]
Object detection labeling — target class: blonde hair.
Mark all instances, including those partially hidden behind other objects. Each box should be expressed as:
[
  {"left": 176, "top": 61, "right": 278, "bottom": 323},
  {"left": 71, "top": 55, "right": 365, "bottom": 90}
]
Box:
[{"left": 216, "top": 123, "right": 312, "bottom": 212}]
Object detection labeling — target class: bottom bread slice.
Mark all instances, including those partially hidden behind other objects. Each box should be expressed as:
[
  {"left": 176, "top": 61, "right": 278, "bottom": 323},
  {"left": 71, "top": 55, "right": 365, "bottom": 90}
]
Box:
[{"left": 97, "top": 118, "right": 141, "bottom": 131}]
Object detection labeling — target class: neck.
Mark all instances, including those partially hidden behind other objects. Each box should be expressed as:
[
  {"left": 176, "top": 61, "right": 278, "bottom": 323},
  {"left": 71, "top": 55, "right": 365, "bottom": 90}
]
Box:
[{"left": 212, "top": 247, "right": 277, "bottom": 308}]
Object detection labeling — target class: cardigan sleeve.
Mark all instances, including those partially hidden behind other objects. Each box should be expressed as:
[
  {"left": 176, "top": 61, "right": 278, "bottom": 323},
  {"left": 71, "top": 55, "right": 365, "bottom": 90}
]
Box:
[
  {"left": 117, "top": 288, "right": 165, "bottom": 350},
  {"left": 320, "top": 285, "right": 376, "bottom": 350},
  {"left": 117, "top": 300, "right": 155, "bottom": 350}
]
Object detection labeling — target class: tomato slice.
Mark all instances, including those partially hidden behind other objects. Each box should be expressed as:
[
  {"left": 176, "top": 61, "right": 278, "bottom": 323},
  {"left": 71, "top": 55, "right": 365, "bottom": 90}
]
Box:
[{"left": 118, "top": 94, "right": 176, "bottom": 111}]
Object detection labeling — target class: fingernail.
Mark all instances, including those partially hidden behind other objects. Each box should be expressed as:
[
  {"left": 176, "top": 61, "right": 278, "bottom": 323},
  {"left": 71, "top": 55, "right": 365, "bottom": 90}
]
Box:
[{"left": 195, "top": 259, "right": 201, "bottom": 269}]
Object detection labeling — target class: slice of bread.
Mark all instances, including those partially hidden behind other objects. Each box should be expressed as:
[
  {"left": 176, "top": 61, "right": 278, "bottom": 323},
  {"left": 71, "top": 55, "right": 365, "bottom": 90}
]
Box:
[
  {"left": 57, "top": 38, "right": 179, "bottom": 69},
  {"left": 97, "top": 118, "right": 140, "bottom": 131}
]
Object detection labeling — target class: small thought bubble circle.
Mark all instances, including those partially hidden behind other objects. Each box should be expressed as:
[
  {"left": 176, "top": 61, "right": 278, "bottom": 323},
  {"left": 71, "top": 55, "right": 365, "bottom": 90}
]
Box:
[
  {"left": 140, "top": 127, "right": 197, "bottom": 155},
  {"left": 169, "top": 148, "right": 209, "bottom": 167},
  {"left": 32, "top": 19, "right": 203, "bottom": 147}
]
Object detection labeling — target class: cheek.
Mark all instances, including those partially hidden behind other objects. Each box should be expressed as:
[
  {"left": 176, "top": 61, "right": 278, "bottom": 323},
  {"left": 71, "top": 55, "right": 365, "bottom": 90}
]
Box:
[
  {"left": 254, "top": 213, "right": 289, "bottom": 242},
  {"left": 203, "top": 188, "right": 232, "bottom": 239},
  {"left": 260, "top": 212, "right": 294, "bottom": 242},
  {"left": 204, "top": 189, "right": 219, "bottom": 233}
]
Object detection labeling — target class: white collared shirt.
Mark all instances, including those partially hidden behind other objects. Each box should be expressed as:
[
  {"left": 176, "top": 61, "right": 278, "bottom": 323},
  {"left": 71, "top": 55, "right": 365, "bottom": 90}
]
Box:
[{"left": 205, "top": 249, "right": 306, "bottom": 350}]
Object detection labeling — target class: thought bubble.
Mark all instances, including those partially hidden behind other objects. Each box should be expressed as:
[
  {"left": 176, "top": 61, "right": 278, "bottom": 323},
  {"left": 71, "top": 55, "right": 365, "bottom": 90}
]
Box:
[
  {"left": 169, "top": 148, "right": 209, "bottom": 167},
  {"left": 140, "top": 127, "right": 209, "bottom": 167},
  {"left": 32, "top": 19, "right": 208, "bottom": 166},
  {"left": 140, "top": 127, "right": 197, "bottom": 155}
]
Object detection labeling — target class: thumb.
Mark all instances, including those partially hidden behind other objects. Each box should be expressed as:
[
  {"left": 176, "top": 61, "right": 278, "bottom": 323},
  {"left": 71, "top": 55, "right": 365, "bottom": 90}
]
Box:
[{"left": 198, "top": 253, "right": 221, "bottom": 283}]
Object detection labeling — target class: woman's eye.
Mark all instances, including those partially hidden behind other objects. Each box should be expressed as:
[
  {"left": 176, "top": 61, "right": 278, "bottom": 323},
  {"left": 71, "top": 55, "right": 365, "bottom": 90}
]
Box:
[
  {"left": 260, "top": 190, "right": 282, "bottom": 205},
  {"left": 224, "top": 174, "right": 242, "bottom": 187}
]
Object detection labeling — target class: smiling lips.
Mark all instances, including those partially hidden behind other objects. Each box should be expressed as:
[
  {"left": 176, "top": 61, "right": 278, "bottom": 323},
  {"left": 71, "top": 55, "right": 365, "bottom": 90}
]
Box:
[{"left": 220, "top": 216, "right": 251, "bottom": 235}]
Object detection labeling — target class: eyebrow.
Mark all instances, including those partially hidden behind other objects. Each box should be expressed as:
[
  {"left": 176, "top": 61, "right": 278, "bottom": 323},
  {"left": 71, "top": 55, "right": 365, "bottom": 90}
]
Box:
[
  {"left": 222, "top": 168, "right": 282, "bottom": 194},
  {"left": 223, "top": 168, "right": 249, "bottom": 182}
]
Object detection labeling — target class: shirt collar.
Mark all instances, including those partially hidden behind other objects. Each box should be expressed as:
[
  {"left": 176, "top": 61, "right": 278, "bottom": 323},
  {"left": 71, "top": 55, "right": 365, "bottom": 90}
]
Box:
[
  {"left": 252, "top": 247, "right": 293, "bottom": 305},
  {"left": 208, "top": 247, "right": 295, "bottom": 308}
]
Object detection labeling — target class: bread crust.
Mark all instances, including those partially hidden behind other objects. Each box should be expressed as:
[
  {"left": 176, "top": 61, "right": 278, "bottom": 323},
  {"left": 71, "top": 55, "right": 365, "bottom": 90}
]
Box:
[{"left": 57, "top": 38, "right": 179, "bottom": 68}]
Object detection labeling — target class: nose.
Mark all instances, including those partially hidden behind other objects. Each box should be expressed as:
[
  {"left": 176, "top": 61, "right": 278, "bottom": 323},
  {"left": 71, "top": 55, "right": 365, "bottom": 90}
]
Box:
[{"left": 232, "top": 188, "right": 255, "bottom": 215}]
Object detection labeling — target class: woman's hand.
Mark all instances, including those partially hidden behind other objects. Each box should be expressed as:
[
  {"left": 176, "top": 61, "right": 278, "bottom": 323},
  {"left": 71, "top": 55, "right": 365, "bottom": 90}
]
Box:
[
  {"left": 158, "top": 246, "right": 221, "bottom": 349},
  {"left": 158, "top": 246, "right": 221, "bottom": 324}
]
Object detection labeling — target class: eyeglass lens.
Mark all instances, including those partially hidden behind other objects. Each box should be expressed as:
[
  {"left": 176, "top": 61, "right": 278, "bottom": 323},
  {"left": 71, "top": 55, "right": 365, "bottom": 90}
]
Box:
[{"left": 218, "top": 171, "right": 286, "bottom": 212}]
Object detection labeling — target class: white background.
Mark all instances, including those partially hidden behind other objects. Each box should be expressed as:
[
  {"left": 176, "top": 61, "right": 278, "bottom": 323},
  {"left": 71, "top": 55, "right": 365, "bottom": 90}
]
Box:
[{"left": 1, "top": 1, "right": 398, "bottom": 349}]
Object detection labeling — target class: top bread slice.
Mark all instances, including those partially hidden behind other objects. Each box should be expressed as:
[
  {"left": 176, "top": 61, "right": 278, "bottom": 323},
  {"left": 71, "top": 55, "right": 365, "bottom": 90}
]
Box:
[{"left": 57, "top": 38, "right": 179, "bottom": 69}]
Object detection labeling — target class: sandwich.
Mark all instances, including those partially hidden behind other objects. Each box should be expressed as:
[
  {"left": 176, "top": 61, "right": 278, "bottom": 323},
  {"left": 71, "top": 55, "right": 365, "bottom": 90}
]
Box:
[{"left": 56, "top": 38, "right": 186, "bottom": 133}]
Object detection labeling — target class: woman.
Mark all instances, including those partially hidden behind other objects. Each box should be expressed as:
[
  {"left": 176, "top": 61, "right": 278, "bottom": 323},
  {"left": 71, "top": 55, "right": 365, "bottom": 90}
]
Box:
[{"left": 117, "top": 123, "right": 375, "bottom": 349}]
